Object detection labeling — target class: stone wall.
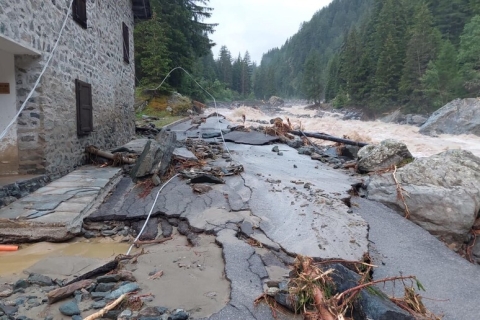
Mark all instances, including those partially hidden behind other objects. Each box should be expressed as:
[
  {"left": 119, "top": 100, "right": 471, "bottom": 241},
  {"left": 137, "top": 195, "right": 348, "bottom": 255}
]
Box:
[{"left": 0, "top": 0, "right": 136, "bottom": 178}]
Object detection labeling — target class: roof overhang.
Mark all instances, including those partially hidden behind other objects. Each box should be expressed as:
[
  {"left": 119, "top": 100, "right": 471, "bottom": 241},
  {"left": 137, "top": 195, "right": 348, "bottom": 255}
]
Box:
[
  {"left": 0, "top": 34, "right": 41, "bottom": 56},
  {"left": 132, "top": 0, "right": 152, "bottom": 21}
]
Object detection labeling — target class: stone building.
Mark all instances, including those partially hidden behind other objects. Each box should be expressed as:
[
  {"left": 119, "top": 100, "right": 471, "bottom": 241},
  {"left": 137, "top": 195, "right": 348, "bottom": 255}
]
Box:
[{"left": 0, "top": 0, "right": 151, "bottom": 178}]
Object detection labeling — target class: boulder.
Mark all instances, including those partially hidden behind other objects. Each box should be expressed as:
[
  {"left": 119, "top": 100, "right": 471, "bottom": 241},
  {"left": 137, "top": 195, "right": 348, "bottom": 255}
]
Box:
[
  {"left": 379, "top": 109, "right": 403, "bottom": 123},
  {"left": 129, "top": 131, "right": 176, "bottom": 179},
  {"left": 268, "top": 96, "right": 284, "bottom": 107},
  {"left": 405, "top": 114, "right": 427, "bottom": 126},
  {"left": 367, "top": 149, "right": 480, "bottom": 243},
  {"left": 419, "top": 98, "right": 480, "bottom": 136},
  {"left": 357, "top": 139, "right": 413, "bottom": 173}
]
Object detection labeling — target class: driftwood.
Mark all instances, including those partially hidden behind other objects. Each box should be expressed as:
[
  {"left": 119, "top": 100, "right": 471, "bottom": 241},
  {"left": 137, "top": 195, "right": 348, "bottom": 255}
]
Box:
[
  {"left": 83, "top": 293, "right": 128, "bottom": 320},
  {"left": 63, "top": 260, "right": 118, "bottom": 286},
  {"left": 85, "top": 145, "right": 136, "bottom": 165},
  {"left": 47, "top": 279, "right": 94, "bottom": 304},
  {"left": 290, "top": 130, "right": 369, "bottom": 147}
]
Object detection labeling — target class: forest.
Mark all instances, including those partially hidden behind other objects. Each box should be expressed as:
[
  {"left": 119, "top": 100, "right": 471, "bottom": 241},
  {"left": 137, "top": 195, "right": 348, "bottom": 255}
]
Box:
[{"left": 134, "top": 0, "right": 480, "bottom": 115}]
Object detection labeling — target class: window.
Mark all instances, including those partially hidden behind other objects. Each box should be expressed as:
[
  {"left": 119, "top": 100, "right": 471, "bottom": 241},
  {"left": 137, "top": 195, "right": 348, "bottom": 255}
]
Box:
[
  {"left": 73, "top": 0, "right": 87, "bottom": 29},
  {"left": 123, "top": 22, "right": 130, "bottom": 63},
  {"left": 75, "top": 79, "right": 93, "bottom": 136}
]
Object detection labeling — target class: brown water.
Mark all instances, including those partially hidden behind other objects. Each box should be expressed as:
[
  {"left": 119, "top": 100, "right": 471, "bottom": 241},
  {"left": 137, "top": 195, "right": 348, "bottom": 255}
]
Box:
[
  {"left": 0, "top": 238, "right": 130, "bottom": 276},
  {"left": 219, "top": 105, "right": 480, "bottom": 158}
]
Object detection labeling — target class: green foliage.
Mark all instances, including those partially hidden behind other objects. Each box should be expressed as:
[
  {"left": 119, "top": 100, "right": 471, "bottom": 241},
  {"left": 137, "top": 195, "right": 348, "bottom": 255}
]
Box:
[
  {"left": 319, "top": 0, "right": 476, "bottom": 115},
  {"left": 134, "top": 12, "right": 171, "bottom": 88},
  {"left": 458, "top": 15, "right": 480, "bottom": 95},
  {"left": 333, "top": 87, "right": 348, "bottom": 109},
  {"left": 253, "top": 0, "right": 374, "bottom": 99},
  {"left": 399, "top": 2, "right": 441, "bottom": 106},
  {"left": 134, "top": 0, "right": 216, "bottom": 96},
  {"left": 421, "top": 40, "right": 462, "bottom": 110},
  {"left": 302, "top": 51, "right": 324, "bottom": 104}
]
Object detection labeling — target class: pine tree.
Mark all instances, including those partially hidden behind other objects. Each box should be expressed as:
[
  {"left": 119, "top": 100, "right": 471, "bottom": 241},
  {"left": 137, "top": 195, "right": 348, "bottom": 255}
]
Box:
[
  {"left": 399, "top": 3, "right": 441, "bottom": 107},
  {"left": 240, "top": 51, "right": 252, "bottom": 97},
  {"left": 340, "top": 28, "right": 361, "bottom": 100},
  {"left": 372, "top": 0, "right": 408, "bottom": 109},
  {"left": 458, "top": 15, "right": 480, "bottom": 95},
  {"left": 471, "top": 0, "right": 480, "bottom": 15},
  {"left": 265, "top": 66, "right": 277, "bottom": 98},
  {"left": 216, "top": 46, "right": 233, "bottom": 88},
  {"left": 421, "top": 40, "right": 462, "bottom": 110},
  {"left": 302, "top": 51, "right": 323, "bottom": 104},
  {"left": 426, "top": 0, "right": 471, "bottom": 45},
  {"left": 325, "top": 55, "right": 340, "bottom": 102},
  {"left": 231, "top": 54, "right": 242, "bottom": 93},
  {"left": 134, "top": 11, "right": 171, "bottom": 87}
]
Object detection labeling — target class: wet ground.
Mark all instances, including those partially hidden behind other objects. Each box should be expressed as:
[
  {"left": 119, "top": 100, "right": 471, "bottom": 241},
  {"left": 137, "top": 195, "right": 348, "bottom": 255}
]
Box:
[{"left": 2, "top": 105, "right": 480, "bottom": 319}]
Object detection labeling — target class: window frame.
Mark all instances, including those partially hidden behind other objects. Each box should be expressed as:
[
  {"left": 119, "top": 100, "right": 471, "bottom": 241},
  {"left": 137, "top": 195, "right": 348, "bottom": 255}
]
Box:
[
  {"left": 123, "top": 22, "right": 130, "bottom": 64},
  {"left": 73, "top": 0, "right": 87, "bottom": 29},
  {"left": 75, "top": 79, "right": 93, "bottom": 136}
]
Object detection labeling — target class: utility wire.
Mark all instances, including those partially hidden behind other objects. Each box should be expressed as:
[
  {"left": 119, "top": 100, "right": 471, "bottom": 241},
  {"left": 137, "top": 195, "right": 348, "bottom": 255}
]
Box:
[
  {"left": 127, "top": 67, "right": 242, "bottom": 253},
  {"left": 0, "top": 0, "right": 74, "bottom": 141}
]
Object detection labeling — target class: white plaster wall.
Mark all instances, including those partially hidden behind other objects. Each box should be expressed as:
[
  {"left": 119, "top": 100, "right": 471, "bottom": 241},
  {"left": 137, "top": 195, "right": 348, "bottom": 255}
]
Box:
[{"left": 0, "top": 48, "right": 18, "bottom": 174}]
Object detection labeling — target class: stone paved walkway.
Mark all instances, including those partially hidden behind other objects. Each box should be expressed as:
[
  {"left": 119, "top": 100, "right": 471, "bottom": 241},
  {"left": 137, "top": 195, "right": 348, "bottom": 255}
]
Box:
[{"left": 0, "top": 166, "right": 122, "bottom": 243}]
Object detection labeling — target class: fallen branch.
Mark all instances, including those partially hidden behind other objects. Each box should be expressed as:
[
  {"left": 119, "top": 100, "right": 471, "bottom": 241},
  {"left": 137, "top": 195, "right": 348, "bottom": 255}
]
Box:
[
  {"left": 64, "top": 260, "right": 118, "bottom": 286},
  {"left": 82, "top": 293, "right": 128, "bottom": 320},
  {"left": 133, "top": 236, "right": 173, "bottom": 245},
  {"left": 85, "top": 145, "right": 136, "bottom": 165},
  {"left": 392, "top": 165, "right": 411, "bottom": 219},
  {"left": 47, "top": 279, "right": 94, "bottom": 304},
  {"left": 290, "top": 130, "right": 369, "bottom": 147},
  {"left": 335, "top": 275, "right": 418, "bottom": 302}
]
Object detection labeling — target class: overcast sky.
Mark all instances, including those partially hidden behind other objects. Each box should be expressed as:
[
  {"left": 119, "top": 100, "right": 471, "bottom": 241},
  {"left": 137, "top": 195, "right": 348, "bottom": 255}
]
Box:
[{"left": 206, "top": 0, "right": 334, "bottom": 64}]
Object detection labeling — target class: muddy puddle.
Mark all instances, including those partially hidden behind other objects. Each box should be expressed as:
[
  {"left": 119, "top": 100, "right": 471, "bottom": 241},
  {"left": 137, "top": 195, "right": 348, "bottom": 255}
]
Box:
[{"left": 0, "top": 238, "right": 130, "bottom": 276}]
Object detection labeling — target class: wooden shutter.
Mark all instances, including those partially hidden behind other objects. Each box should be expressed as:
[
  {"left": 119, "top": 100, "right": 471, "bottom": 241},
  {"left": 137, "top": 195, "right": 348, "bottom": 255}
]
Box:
[
  {"left": 73, "top": 0, "right": 87, "bottom": 29},
  {"left": 123, "top": 22, "right": 130, "bottom": 63},
  {"left": 76, "top": 79, "right": 93, "bottom": 135}
]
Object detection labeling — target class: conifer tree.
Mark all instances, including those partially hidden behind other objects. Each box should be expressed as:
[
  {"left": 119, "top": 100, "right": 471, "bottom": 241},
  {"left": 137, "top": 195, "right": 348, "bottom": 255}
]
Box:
[
  {"left": 421, "top": 40, "right": 462, "bottom": 110},
  {"left": 302, "top": 51, "right": 323, "bottom": 104},
  {"left": 458, "top": 15, "right": 480, "bottom": 95},
  {"left": 399, "top": 3, "right": 441, "bottom": 105},
  {"left": 216, "top": 46, "right": 233, "bottom": 88}
]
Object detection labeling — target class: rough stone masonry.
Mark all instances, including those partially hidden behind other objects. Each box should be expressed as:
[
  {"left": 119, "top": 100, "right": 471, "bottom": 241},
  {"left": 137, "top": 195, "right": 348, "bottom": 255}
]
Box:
[{"left": 0, "top": 0, "right": 137, "bottom": 177}]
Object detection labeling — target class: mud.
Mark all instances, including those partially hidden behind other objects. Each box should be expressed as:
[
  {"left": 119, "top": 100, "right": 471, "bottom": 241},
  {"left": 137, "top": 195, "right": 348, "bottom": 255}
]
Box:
[{"left": 0, "top": 231, "right": 229, "bottom": 319}]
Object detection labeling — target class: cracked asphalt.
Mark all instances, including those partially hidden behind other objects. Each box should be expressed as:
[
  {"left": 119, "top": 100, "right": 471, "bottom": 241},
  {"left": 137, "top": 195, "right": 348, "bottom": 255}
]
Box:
[{"left": 87, "top": 118, "right": 480, "bottom": 319}]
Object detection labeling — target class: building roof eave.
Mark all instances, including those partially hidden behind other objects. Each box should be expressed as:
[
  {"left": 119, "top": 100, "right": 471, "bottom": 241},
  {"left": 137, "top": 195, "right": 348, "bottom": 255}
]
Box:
[{"left": 132, "top": 0, "right": 152, "bottom": 21}]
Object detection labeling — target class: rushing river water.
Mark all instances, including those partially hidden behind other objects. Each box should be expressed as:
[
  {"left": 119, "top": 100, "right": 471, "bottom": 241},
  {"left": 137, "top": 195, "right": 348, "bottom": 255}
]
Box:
[{"left": 217, "top": 105, "right": 480, "bottom": 158}]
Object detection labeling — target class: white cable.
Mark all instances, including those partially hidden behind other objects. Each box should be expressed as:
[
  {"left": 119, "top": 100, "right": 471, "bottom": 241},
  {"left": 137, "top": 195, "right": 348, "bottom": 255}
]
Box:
[
  {"left": 127, "top": 67, "right": 243, "bottom": 252},
  {"left": 0, "top": 0, "right": 74, "bottom": 141},
  {"left": 126, "top": 173, "right": 180, "bottom": 255}
]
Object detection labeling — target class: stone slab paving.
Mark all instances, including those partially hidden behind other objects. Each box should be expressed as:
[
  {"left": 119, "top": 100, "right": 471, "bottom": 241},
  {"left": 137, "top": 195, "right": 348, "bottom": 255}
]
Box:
[{"left": 0, "top": 166, "right": 122, "bottom": 242}]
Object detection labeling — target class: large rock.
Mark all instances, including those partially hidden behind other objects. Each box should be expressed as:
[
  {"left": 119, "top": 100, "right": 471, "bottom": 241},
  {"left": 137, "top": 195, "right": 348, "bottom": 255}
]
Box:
[
  {"left": 367, "top": 149, "right": 480, "bottom": 243},
  {"left": 419, "top": 98, "right": 480, "bottom": 136},
  {"left": 357, "top": 140, "right": 413, "bottom": 173},
  {"left": 268, "top": 96, "right": 284, "bottom": 107},
  {"left": 129, "top": 131, "right": 176, "bottom": 179}
]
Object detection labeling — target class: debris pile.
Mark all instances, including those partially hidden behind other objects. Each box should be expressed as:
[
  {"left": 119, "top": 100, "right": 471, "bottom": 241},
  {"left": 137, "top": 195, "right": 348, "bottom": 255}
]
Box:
[{"left": 258, "top": 255, "right": 439, "bottom": 320}]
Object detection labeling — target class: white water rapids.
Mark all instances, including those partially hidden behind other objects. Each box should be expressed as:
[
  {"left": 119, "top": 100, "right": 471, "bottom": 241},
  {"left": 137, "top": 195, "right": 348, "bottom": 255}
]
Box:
[{"left": 215, "top": 105, "right": 480, "bottom": 158}]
